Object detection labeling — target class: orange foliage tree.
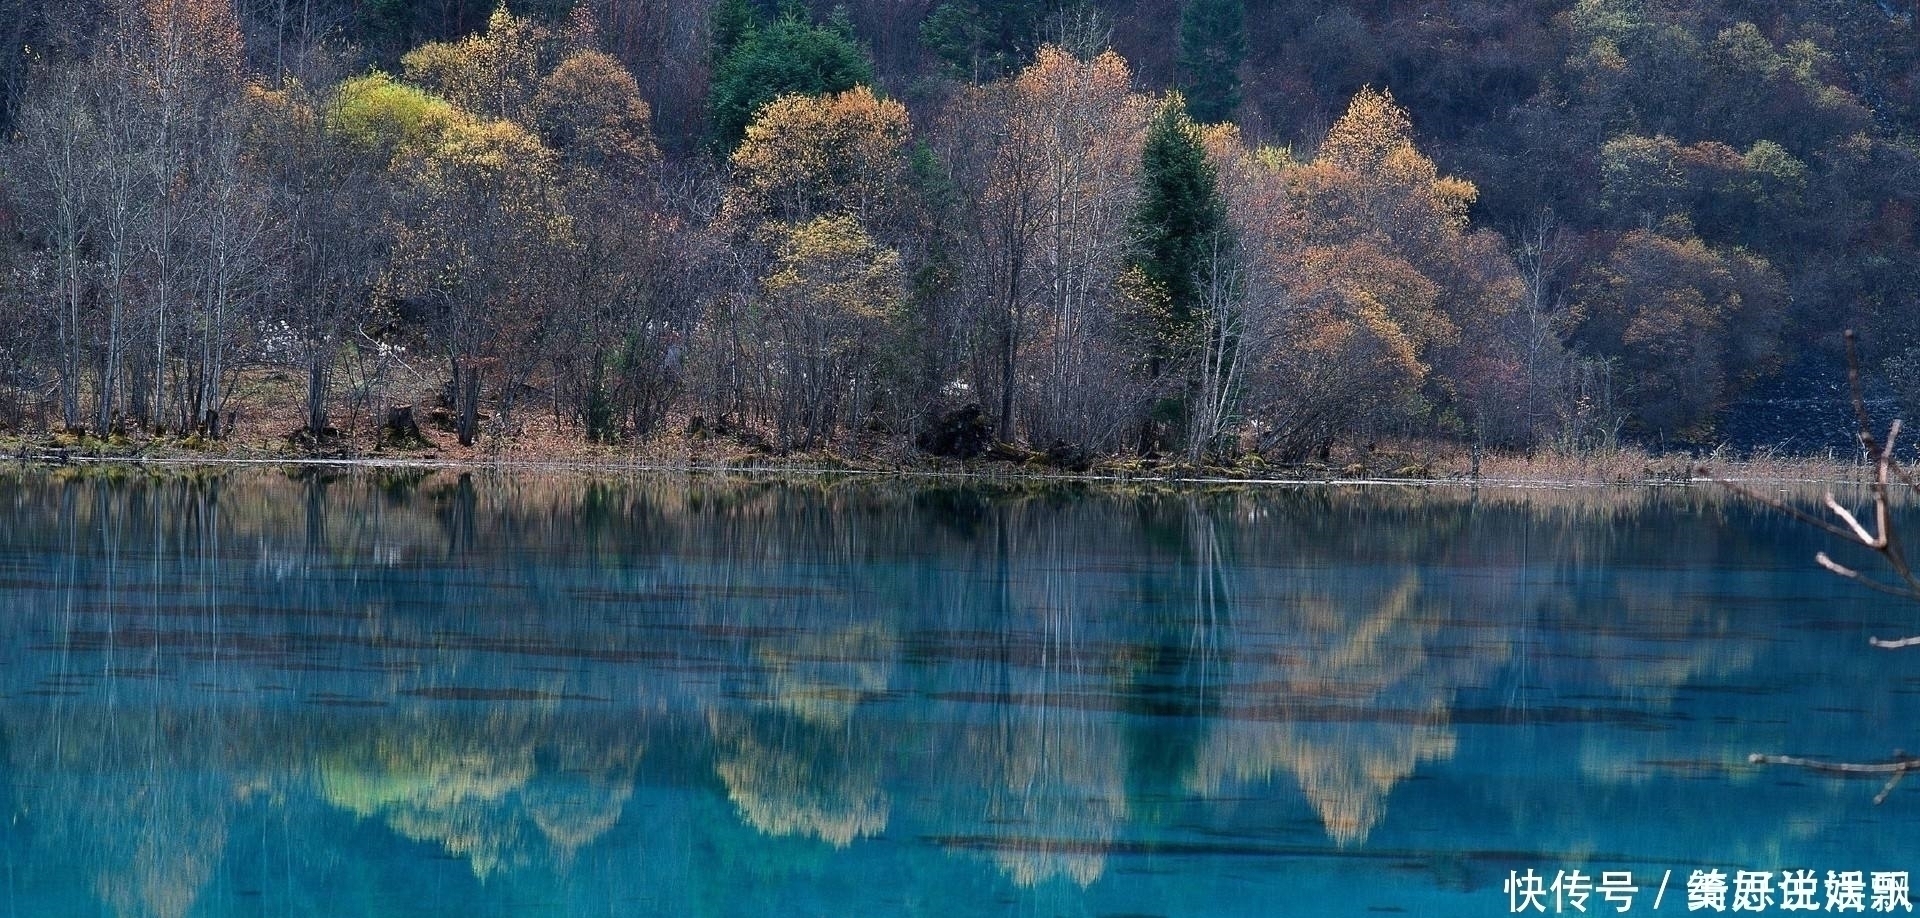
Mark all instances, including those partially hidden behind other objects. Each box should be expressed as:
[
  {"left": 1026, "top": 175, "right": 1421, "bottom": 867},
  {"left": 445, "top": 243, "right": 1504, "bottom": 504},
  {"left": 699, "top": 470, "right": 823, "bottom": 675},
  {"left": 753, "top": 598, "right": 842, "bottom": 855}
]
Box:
[
  {"left": 1573, "top": 223, "right": 1786, "bottom": 440},
  {"left": 1008, "top": 46, "right": 1155, "bottom": 449},
  {"left": 1234, "top": 87, "right": 1530, "bottom": 461}
]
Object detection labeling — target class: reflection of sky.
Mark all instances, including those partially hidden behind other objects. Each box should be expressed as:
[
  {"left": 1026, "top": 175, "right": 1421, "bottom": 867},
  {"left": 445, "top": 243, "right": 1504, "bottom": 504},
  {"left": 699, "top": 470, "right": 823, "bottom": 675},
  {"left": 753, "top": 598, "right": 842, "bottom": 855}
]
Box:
[{"left": 0, "top": 471, "right": 1913, "bottom": 916}]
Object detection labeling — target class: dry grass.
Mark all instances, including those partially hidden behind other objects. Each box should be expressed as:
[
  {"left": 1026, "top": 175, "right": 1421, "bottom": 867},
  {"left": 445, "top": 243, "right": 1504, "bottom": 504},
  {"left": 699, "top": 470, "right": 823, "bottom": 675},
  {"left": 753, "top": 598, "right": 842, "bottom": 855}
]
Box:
[{"left": 0, "top": 372, "right": 1885, "bottom": 487}]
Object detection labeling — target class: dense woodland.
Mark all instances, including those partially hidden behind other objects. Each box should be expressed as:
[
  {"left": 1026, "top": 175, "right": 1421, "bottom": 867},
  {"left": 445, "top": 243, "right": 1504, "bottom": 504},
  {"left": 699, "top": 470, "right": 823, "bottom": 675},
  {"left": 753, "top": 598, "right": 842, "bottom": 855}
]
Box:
[{"left": 0, "top": 0, "right": 1915, "bottom": 461}]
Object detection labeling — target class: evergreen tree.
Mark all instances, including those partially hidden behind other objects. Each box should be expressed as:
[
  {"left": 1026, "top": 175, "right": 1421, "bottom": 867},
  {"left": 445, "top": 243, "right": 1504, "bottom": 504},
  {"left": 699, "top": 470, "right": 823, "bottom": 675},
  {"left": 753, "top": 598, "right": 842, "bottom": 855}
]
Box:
[
  {"left": 708, "top": 9, "right": 875, "bottom": 151},
  {"left": 1177, "top": 0, "right": 1245, "bottom": 124},
  {"left": 1130, "top": 96, "right": 1225, "bottom": 330},
  {"left": 1128, "top": 96, "right": 1228, "bottom": 451},
  {"left": 709, "top": 0, "right": 761, "bottom": 67},
  {"left": 919, "top": 0, "right": 1048, "bottom": 83}
]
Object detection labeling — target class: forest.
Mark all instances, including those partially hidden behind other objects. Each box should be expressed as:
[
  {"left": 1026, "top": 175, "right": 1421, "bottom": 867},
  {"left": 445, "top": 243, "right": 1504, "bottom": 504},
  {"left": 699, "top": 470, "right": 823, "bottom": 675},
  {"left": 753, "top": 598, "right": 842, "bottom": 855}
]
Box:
[{"left": 0, "top": 0, "right": 1915, "bottom": 464}]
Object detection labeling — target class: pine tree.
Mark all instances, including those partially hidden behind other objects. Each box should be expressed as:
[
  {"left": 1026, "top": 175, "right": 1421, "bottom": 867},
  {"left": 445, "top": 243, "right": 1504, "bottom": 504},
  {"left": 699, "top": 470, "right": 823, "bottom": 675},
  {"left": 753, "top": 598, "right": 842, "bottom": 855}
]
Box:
[
  {"left": 1131, "top": 96, "right": 1225, "bottom": 330},
  {"left": 708, "top": 9, "right": 875, "bottom": 151},
  {"left": 1177, "top": 0, "right": 1245, "bottom": 125},
  {"left": 919, "top": 0, "right": 1048, "bottom": 83},
  {"left": 1128, "top": 95, "right": 1228, "bottom": 452},
  {"left": 709, "top": 0, "right": 761, "bottom": 67}
]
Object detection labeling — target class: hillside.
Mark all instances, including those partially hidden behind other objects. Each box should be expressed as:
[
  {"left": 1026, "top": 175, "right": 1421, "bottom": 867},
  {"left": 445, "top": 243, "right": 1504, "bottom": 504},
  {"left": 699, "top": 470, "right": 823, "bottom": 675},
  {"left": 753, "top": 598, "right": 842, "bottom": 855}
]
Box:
[{"left": 1, "top": 0, "right": 1915, "bottom": 462}]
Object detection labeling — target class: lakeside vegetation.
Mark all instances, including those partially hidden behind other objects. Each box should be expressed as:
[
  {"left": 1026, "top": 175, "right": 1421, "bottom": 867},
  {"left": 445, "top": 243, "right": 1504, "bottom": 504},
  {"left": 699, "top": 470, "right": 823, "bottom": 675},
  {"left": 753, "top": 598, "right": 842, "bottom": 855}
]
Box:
[{"left": 0, "top": 0, "right": 1915, "bottom": 472}]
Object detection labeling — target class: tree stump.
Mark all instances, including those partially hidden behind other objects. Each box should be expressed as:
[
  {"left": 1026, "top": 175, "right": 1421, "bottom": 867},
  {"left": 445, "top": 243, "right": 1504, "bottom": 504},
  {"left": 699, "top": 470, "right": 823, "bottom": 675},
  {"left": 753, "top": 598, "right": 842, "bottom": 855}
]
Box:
[
  {"left": 917, "top": 404, "right": 995, "bottom": 459},
  {"left": 379, "top": 405, "right": 433, "bottom": 449}
]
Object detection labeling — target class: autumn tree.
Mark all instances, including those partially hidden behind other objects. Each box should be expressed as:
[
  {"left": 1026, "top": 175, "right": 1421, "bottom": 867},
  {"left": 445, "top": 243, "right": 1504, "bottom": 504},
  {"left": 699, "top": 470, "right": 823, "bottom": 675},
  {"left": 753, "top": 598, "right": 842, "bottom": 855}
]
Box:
[
  {"left": 399, "top": 4, "right": 548, "bottom": 126},
  {"left": 930, "top": 78, "right": 1038, "bottom": 437},
  {"left": 2, "top": 0, "right": 279, "bottom": 438},
  {"left": 6, "top": 65, "right": 104, "bottom": 431},
  {"left": 719, "top": 85, "right": 914, "bottom": 446},
  {"left": 1240, "top": 87, "right": 1532, "bottom": 460},
  {"left": 1012, "top": 47, "right": 1154, "bottom": 450},
  {"left": 1172, "top": 126, "right": 1280, "bottom": 456},
  {"left": 536, "top": 51, "right": 685, "bottom": 443},
  {"left": 755, "top": 215, "right": 906, "bottom": 450},
  {"left": 1571, "top": 223, "right": 1786, "bottom": 441},
  {"left": 383, "top": 113, "right": 572, "bottom": 446},
  {"left": 722, "top": 86, "right": 910, "bottom": 229},
  {"left": 533, "top": 48, "right": 658, "bottom": 181},
  {"left": 927, "top": 46, "right": 1154, "bottom": 450}
]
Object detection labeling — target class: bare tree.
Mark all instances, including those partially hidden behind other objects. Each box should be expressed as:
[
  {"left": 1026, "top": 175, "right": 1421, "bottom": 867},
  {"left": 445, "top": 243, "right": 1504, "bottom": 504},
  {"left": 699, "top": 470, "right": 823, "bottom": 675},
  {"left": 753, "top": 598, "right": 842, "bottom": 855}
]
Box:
[
  {"left": 1710, "top": 331, "right": 1920, "bottom": 802},
  {"left": 937, "top": 80, "right": 1041, "bottom": 438},
  {"left": 1184, "top": 228, "right": 1250, "bottom": 463},
  {"left": 8, "top": 65, "right": 103, "bottom": 430}
]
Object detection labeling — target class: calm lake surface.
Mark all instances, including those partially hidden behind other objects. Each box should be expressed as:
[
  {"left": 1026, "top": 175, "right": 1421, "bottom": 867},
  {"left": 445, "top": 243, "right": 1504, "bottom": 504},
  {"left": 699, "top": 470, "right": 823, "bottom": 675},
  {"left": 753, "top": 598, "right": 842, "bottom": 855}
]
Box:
[{"left": 2, "top": 468, "right": 1917, "bottom": 917}]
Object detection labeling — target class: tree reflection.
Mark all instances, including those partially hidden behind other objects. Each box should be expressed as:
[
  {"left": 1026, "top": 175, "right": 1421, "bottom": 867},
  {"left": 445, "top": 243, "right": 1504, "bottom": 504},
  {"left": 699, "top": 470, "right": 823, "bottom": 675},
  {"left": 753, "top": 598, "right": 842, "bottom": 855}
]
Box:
[
  {"left": 0, "top": 468, "right": 1820, "bottom": 910},
  {"left": 973, "top": 510, "right": 1130, "bottom": 888},
  {"left": 709, "top": 709, "right": 890, "bottom": 847},
  {"left": 1186, "top": 574, "right": 1470, "bottom": 845}
]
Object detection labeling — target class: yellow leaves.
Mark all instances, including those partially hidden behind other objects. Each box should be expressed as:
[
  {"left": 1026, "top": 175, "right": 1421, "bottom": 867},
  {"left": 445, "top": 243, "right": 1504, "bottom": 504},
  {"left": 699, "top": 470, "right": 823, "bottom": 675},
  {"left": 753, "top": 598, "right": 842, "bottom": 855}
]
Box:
[
  {"left": 1014, "top": 46, "right": 1138, "bottom": 115},
  {"left": 329, "top": 70, "right": 561, "bottom": 219},
  {"left": 137, "top": 0, "right": 245, "bottom": 80},
  {"left": 534, "top": 49, "right": 657, "bottom": 176},
  {"left": 1318, "top": 87, "right": 1415, "bottom": 174},
  {"left": 318, "top": 735, "right": 536, "bottom": 879},
  {"left": 1432, "top": 176, "right": 1478, "bottom": 228},
  {"left": 422, "top": 117, "right": 555, "bottom": 187},
  {"left": 329, "top": 72, "right": 469, "bottom": 159},
  {"left": 243, "top": 81, "right": 317, "bottom": 147},
  {"left": 1007, "top": 45, "right": 1153, "bottom": 168},
  {"left": 709, "top": 711, "right": 890, "bottom": 848},
  {"left": 401, "top": 3, "right": 546, "bottom": 125},
  {"left": 761, "top": 214, "right": 904, "bottom": 324},
  {"left": 1293, "top": 243, "right": 1445, "bottom": 381},
  {"left": 1213, "top": 83, "right": 1520, "bottom": 454},
  {"left": 724, "top": 86, "right": 910, "bottom": 228}
]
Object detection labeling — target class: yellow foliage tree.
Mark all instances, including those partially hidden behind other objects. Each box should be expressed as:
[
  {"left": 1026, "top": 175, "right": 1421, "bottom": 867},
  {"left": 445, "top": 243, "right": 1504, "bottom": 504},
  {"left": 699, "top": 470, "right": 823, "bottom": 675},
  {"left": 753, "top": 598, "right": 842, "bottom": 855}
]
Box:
[
  {"left": 1293, "top": 87, "right": 1475, "bottom": 254},
  {"left": 1226, "top": 87, "right": 1529, "bottom": 458},
  {"left": 534, "top": 49, "right": 658, "bottom": 180},
  {"left": 132, "top": 0, "right": 246, "bottom": 88},
  {"left": 328, "top": 72, "right": 472, "bottom": 160},
  {"left": 384, "top": 115, "right": 574, "bottom": 445},
  {"left": 723, "top": 85, "right": 911, "bottom": 229},
  {"left": 401, "top": 4, "right": 547, "bottom": 126},
  {"left": 757, "top": 214, "right": 905, "bottom": 449}
]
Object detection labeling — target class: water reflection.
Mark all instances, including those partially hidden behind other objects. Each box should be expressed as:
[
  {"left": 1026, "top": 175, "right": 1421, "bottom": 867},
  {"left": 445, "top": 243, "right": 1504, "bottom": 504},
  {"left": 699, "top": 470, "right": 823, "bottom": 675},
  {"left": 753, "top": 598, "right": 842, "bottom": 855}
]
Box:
[
  {"left": 0, "top": 470, "right": 1908, "bottom": 916},
  {"left": 1187, "top": 573, "right": 1472, "bottom": 846}
]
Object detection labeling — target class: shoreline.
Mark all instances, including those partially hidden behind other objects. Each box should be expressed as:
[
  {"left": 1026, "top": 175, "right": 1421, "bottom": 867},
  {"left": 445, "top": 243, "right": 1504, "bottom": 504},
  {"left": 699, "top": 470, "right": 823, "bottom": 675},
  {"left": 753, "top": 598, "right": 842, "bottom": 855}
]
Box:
[{"left": 1, "top": 437, "right": 1881, "bottom": 490}]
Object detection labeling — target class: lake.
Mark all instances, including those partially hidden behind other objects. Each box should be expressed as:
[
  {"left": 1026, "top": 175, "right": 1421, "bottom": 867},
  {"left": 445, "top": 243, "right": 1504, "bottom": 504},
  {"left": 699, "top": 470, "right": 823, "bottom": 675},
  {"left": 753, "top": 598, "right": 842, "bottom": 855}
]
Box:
[{"left": 1, "top": 467, "right": 1916, "bottom": 917}]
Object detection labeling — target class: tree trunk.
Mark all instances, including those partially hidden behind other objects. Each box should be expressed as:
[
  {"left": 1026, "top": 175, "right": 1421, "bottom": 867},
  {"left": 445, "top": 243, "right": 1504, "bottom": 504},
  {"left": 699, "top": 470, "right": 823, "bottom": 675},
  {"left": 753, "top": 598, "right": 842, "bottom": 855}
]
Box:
[
  {"left": 458, "top": 367, "right": 481, "bottom": 446},
  {"left": 306, "top": 357, "right": 329, "bottom": 435}
]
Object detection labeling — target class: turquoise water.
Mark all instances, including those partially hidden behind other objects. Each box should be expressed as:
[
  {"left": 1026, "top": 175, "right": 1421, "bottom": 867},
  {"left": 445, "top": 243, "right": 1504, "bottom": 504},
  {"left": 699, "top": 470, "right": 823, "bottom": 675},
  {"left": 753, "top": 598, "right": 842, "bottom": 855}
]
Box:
[{"left": 1, "top": 469, "right": 1917, "bottom": 917}]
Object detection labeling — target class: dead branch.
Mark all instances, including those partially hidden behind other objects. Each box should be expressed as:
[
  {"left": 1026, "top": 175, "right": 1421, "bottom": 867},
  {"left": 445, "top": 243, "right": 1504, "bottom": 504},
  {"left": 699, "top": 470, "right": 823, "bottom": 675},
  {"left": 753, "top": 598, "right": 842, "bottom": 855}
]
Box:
[
  {"left": 1748, "top": 753, "right": 1920, "bottom": 804},
  {"left": 1702, "top": 331, "right": 1920, "bottom": 611},
  {"left": 1748, "top": 752, "right": 1920, "bottom": 774},
  {"left": 1718, "top": 331, "right": 1920, "bottom": 798}
]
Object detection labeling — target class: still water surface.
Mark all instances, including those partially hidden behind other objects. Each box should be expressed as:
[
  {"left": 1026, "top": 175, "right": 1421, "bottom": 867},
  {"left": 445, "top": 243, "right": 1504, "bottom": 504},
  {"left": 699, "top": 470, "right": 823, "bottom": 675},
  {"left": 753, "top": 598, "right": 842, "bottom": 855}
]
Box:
[{"left": 1, "top": 468, "right": 1916, "bottom": 916}]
